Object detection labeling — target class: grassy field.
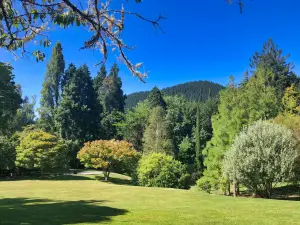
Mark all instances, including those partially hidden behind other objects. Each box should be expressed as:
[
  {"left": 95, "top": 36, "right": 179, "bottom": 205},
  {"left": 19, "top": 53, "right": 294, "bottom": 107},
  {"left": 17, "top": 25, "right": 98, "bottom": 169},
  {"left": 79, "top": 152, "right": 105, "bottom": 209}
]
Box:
[{"left": 1, "top": 174, "right": 300, "bottom": 225}]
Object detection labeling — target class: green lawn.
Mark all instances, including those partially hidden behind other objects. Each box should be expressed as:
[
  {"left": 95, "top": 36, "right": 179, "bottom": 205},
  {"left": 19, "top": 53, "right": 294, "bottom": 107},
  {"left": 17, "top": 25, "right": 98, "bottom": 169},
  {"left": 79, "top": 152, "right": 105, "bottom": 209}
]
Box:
[{"left": 1, "top": 174, "right": 300, "bottom": 225}]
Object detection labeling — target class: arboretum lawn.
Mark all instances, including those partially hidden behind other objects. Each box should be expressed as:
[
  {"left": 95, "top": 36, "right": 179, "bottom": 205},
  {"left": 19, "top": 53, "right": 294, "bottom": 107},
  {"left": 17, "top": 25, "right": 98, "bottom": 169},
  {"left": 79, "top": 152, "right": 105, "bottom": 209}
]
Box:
[{"left": 1, "top": 174, "right": 300, "bottom": 225}]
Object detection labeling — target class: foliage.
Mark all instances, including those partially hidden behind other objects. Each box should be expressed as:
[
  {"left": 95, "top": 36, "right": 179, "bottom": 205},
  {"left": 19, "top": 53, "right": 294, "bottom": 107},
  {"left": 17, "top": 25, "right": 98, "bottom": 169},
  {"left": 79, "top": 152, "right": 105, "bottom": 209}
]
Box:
[
  {"left": 178, "top": 136, "right": 194, "bottom": 165},
  {"left": 223, "top": 120, "right": 300, "bottom": 198},
  {"left": 126, "top": 81, "right": 224, "bottom": 109},
  {"left": 282, "top": 85, "right": 300, "bottom": 115},
  {"left": 100, "top": 110, "right": 124, "bottom": 140},
  {"left": 77, "top": 140, "right": 140, "bottom": 181},
  {"left": 137, "top": 153, "right": 190, "bottom": 189},
  {"left": 15, "top": 129, "right": 69, "bottom": 173},
  {"left": 117, "top": 101, "right": 150, "bottom": 151},
  {"left": 143, "top": 106, "right": 173, "bottom": 155},
  {"left": 195, "top": 105, "right": 203, "bottom": 172},
  {"left": 196, "top": 176, "right": 213, "bottom": 193},
  {"left": 11, "top": 96, "right": 36, "bottom": 131},
  {"left": 203, "top": 67, "right": 279, "bottom": 187},
  {"left": 0, "top": 0, "right": 164, "bottom": 79},
  {"left": 0, "top": 135, "right": 15, "bottom": 170},
  {"left": 0, "top": 62, "right": 22, "bottom": 134},
  {"left": 56, "top": 64, "right": 100, "bottom": 143},
  {"left": 147, "top": 86, "right": 167, "bottom": 109},
  {"left": 39, "top": 42, "right": 65, "bottom": 133},
  {"left": 250, "top": 39, "right": 299, "bottom": 99}
]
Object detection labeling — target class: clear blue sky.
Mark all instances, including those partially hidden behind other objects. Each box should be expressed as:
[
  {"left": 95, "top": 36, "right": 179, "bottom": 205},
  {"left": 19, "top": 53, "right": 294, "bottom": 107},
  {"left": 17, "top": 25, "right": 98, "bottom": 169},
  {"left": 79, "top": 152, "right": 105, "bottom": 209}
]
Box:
[{"left": 1, "top": 0, "right": 300, "bottom": 104}]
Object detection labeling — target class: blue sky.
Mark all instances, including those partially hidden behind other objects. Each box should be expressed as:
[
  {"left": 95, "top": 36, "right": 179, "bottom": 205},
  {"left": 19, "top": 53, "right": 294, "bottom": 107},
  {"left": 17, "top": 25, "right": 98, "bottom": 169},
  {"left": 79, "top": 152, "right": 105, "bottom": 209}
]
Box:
[{"left": 1, "top": 0, "right": 300, "bottom": 104}]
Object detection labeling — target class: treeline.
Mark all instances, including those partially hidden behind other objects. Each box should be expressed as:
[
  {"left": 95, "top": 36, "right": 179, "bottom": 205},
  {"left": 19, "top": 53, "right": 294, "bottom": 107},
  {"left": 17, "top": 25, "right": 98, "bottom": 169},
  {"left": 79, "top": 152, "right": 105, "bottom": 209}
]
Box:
[
  {"left": 2, "top": 39, "right": 300, "bottom": 198},
  {"left": 125, "top": 81, "right": 224, "bottom": 109}
]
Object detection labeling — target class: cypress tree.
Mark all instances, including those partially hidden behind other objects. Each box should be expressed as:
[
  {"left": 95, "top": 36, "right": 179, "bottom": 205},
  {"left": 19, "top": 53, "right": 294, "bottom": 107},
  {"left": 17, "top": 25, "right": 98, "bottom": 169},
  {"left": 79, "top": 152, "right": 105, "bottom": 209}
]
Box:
[
  {"left": 147, "top": 86, "right": 166, "bottom": 109},
  {"left": 39, "top": 42, "right": 65, "bottom": 132},
  {"left": 195, "top": 105, "right": 203, "bottom": 172}
]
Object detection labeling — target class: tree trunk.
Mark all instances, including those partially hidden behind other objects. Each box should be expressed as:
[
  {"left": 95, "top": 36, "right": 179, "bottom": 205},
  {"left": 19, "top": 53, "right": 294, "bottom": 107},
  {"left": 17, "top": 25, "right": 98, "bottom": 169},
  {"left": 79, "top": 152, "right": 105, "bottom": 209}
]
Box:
[{"left": 233, "top": 180, "right": 236, "bottom": 197}]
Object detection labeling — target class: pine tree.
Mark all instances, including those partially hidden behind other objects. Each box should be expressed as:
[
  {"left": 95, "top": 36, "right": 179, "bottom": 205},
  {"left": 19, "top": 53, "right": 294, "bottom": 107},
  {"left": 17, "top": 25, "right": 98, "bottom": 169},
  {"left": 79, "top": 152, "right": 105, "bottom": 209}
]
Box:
[
  {"left": 143, "top": 106, "right": 173, "bottom": 155},
  {"left": 39, "top": 42, "right": 65, "bottom": 133},
  {"left": 147, "top": 86, "right": 167, "bottom": 109},
  {"left": 56, "top": 64, "right": 100, "bottom": 143}
]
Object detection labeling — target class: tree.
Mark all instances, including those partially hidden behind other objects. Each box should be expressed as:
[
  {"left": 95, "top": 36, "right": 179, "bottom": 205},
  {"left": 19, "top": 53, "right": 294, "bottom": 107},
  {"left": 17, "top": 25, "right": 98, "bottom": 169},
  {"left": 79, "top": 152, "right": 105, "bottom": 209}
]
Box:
[
  {"left": 101, "top": 64, "right": 125, "bottom": 113},
  {"left": 56, "top": 64, "right": 100, "bottom": 143},
  {"left": 77, "top": 140, "right": 140, "bottom": 181},
  {"left": 0, "top": 0, "right": 165, "bottom": 80},
  {"left": 137, "top": 153, "right": 190, "bottom": 189},
  {"left": 11, "top": 96, "right": 36, "bottom": 131},
  {"left": 203, "top": 68, "right": 279, "bottom": 190},
  {"left": 0, "top": 62, "right": 22, "bottom": 134},
  {"left": 250, "top": 39, "right": 299, "bottom": 99},
  {"left": 0, "top": 135, "right": 15, "bottom": 170},
  {"left": 282, "top": 85, "right": 300, "bottom": 115},
  {"left": 178, "top": 136, "right": 194, "bottom": 166},
  {"left": 118, "top": 101, "right": 150, "bottom": 151},
  {"left": 143, "top": 106, "right": 173, "bottom": 155},
  {"left": 147, "top": 86, "right": 166, "bottom": 109},
  {"left": 223, "top": 120, "right": 300, "bottom": 198},
  {"left": 39, "top": 42, "right": 65, "bottom": 133},
  {"left": 100, "top": 110, "right": 124, "bottom": 140},
  {"left": 195, "top": 105, "right": 203, "bottom": 172},
  {"left": 15, "top": 129, "right": 69, "bottom": 174},
  {"left": 93, "top": 64, "right": 107, "bottom": 107}
]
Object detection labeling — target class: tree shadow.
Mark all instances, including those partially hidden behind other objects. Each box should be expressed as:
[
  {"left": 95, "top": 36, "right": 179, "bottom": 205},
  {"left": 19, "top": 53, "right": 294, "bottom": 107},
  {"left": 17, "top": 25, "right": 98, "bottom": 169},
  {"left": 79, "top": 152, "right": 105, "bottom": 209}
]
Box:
[
  {"left": 0, "top": 198, "right": 128, "bottom": 225},
  {"left": 0, "top": 175, "right": 95, "bottom": 182},
  {"left": 95, "top": 176, "right": 133, "bottom": 186},
  {"left": 272, "top": 184, "right": 300, "bottom": 201}
]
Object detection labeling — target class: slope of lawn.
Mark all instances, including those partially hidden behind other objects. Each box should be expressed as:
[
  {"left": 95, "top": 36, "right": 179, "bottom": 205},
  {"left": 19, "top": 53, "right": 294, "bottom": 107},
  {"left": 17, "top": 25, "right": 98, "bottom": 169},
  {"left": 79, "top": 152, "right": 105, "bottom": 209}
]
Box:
[{"left": 0, "top": 174, "right": 300, "bottom": 225}]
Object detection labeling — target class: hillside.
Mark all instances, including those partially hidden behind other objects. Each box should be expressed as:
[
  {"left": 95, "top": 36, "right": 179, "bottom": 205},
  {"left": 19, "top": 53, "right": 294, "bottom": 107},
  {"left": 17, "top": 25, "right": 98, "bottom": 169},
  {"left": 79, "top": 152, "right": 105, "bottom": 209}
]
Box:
[{"left": 125, "top": 81, "right": 224, "bottom": 109}]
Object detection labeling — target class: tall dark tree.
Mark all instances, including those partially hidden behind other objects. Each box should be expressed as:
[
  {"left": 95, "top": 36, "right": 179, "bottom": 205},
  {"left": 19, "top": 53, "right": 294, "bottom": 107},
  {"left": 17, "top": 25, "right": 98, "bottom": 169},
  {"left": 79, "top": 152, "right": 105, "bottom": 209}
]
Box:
[
  {"left": 101, "top": 63, "right": 125, "bottom": 113},
  {"left": 195, "top": 105, "right": 203, "bottom": 172},
  {"left": 147, "top": 86, "right": 167, "bottom": 109},
  {"left": 0, "top": 63, "right": 22, "bottom": 134},
  {"left": 56, "top": 64, "right": 100, "bottom": 143},
  {"left": 250, "top": 39, "right": 299, "bottom": 98},
  {"left": 39, "top": 42, "right": 65, "bottom": 132}
]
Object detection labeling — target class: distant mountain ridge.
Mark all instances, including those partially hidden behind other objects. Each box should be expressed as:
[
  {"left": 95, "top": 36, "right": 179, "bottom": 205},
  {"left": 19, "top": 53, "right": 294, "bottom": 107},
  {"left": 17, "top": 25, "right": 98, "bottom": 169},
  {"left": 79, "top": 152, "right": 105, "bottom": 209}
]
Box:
[{"left": 125, "top": 80, "right": 224, "bottom": 109}]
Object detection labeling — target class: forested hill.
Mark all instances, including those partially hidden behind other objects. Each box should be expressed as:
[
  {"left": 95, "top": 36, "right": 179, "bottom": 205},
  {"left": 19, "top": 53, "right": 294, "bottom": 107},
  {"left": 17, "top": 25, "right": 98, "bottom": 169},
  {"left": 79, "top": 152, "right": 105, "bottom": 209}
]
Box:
[{"left": 125, "top": 81, "right": 224, "bottom": 109}]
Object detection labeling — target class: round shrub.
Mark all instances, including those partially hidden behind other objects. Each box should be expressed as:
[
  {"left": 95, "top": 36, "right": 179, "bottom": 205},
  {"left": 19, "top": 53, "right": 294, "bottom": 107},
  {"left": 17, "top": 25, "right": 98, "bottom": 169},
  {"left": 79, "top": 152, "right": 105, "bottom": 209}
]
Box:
[
  {"left": 196, "top": 176, "right": 212, "bottom": 193},
  {"left": 137, "top": 153, "right": 190, "bottom": 189},
  {"left": 223, "top": 120, "right": 300, "bottom": 198}
]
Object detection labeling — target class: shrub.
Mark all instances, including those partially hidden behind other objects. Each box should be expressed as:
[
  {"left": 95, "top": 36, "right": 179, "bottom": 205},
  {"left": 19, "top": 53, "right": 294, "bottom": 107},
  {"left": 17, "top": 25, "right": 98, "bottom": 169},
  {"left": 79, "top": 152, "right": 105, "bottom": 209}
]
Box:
[
  {"left": 223, "top": 120, "right": 300, "bottom": 198},
  {"left": 77, "top": 140, "right": 140, "bottom": 181},
  {"left": 15, "top": 129, "right": 69, "bottom": 174},
  {"left": 137, "top": 153, "right": 190, "bottom": 189},
  {"left": 197, "top": 177, "right": 212, "bottom": 193}
]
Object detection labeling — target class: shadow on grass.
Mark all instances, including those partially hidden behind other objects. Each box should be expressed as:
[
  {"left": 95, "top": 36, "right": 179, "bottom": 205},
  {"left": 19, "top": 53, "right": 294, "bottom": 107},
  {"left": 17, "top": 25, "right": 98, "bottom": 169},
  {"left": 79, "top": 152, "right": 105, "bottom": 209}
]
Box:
[
  {"left": 95, "top": 176, "right": 133, "bottom": 186},
  {"left": 272, "top": 184, "right": 300, "bottom": 201},
  {"left": 0, "top": 175, "right": 95, "bottom": 182},
  {"left": 0, "top": 198, "right": 128, "bottom": 225}
]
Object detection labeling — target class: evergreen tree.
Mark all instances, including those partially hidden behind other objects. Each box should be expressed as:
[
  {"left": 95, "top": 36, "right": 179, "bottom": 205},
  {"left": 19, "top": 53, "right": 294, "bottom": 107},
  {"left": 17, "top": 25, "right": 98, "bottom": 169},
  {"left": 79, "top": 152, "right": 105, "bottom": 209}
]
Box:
[
  {"left": 195, "top": 105, "right": 203, "bottom": 172},
  {"left": 143, "top": 106, "right": 173, "bottom": 155},
  {"left": 39, "top": 42, "right": 65, "bottom": 132},
  {"left": 56, "top": 64, "right": 100, "bottom": 143},
  {"left": 147, "top": 86, "right": 167, "bottom": 109},
  {"left": 0, "top": 63, "right": 22, "bottom": 134},
  {"left": 101, "top": 63, "right": 125, "bottom": 113},
  {"left": 93, "top": 64, "right": 107, "bottom": 105}
]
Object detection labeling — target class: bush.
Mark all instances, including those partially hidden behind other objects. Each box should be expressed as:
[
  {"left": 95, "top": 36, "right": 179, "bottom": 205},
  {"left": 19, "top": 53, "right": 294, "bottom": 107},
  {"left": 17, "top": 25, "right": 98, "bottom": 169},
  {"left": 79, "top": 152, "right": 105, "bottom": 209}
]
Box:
[
  {"left": 197, "top": 177, "right": 212, "bottom": 193},
  {"left": 223, "top": 120, "right": 300, "bottom": 198},
  {"left": 15, "top": 129, "right": 69, "bottom": 174},
  {"left": 77, "top": 140, "right": 140, "bottom": 181},
  {"left": 137, "top": 153, "right": 190, "bottom": 189}
]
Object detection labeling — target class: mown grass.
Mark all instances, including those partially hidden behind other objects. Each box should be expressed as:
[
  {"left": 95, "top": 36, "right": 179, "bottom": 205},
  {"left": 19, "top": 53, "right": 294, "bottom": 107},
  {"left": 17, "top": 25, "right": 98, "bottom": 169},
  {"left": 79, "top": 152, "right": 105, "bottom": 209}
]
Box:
[{"left": 1, "top": 174, "right": 300, "bottom": 224}]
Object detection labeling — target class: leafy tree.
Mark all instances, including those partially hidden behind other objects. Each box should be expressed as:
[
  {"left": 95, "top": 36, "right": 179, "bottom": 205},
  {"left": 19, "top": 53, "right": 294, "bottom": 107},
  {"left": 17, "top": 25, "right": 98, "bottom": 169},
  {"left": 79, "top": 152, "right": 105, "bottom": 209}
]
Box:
[
  {"left": 0, "top": 62, "right": 22, "bottom": 134},
  {"left": 223, "top": 120, "right": 300, "bottom": 198},
  {"left": 137, "top": 153, "right": 190, "bottom": 189},
  {"left": 11, "top": 96, "right": 36, "bottom": 131},
  {"left": 16, "top": 129, "right": 69, "bottom": 174},
  {"left": 203, "top": 68, "right": 279, "bottom": 189},
  {"left": 0, "top": 135, "right": 15, "bottom": 170},
  {"left": 77, "top": 140, "right": 140, "bottom": 181},
  {"left": 143, "top": 106, "right": 173, "bottom": 155},
  {"left": 178, "top": 136, "right": 194, "bottom": 165},
  {"left": 147, "top": 86, "right": 167, "bottom": 109},
  {"left": 39, "top": 42, "right": 65, "bottom": 133},
  {"left": 100, "top": 111, "right": 124, "bottom": 140},
  {"left": 282, "top": 85, "right": 300, "bottom": 115},
  {"left": 56, "top": 64, "right": 100, "bottom": 143},
  {"left": 118, "top": 101, "right": 150, "bottom": 151}
]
